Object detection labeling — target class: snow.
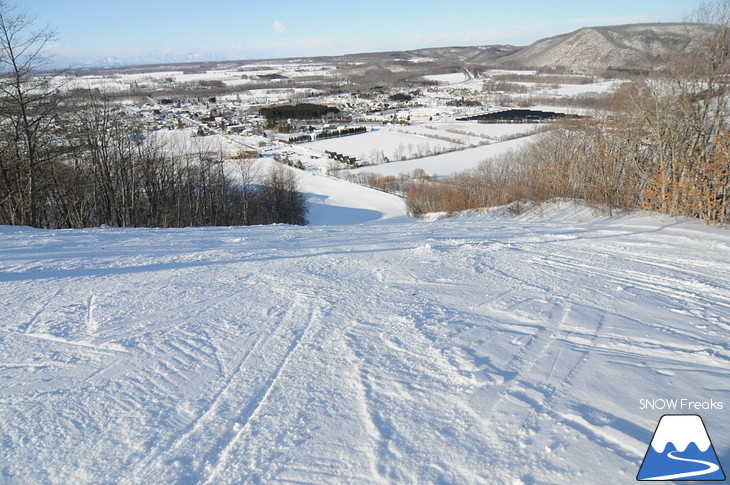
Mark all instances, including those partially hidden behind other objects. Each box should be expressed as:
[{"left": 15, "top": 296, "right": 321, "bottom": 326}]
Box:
[
  {"left": 1, "top": 198, "right": 729, "bottom": 484},
  {"left": 299, "top": 122, "right": 539, "bottom": 173},
  {"left": 349, "top": 134, "right": 539, "bottom": 177},
  {"left": 299, "top": 170, "right": 408, "bottom": 225},
  {"left": 423, "top": 72, "right": 470, "bottom": 85},
  {"left": 146, "top": 129, "right": 241, "bottom": 155},
  {"left": 427, "top": 121, "right": 541, "bottom": 139},
  {"left": 547, "top": 79, "right": 625, "bottom": 97},
  {"left": 303, "top": 127, "right": 463, "bottom": 163},
  {"left": 59, "top": 61, "right": 338, "bottom": 94}
]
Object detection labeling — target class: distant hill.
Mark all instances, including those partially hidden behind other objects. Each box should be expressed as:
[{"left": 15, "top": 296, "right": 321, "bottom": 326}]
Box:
[
  {"left": 331, "top": 23, "right": 719, "bottom": 77},
  {"left": 496, "top": 23, "right": 717, "bottom": 73},
  {"left": 60, "top": 23, "right": 717, "bottom": 76},
  {"left": 52, "top": 52, "right": 228, "bottom": 70},
  {"left": 324, "top": 45, "right": 519, "bottom": 66},
  {"left": 61, "top": 45, "right": 521, "bottom": 77}
]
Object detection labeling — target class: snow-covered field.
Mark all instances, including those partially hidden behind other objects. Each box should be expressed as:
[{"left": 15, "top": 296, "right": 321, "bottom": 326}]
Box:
[
  {"left": 349, "top": 134, "right": 539, "bottom": 177},
  {"left": 303, "top": 128, "right": 463, "bottom": 163},
  {"left": 1, "top": 198, "right": 728, "bottom": 484},
  {"left": 423, "top": 72, "right": 470, "bottom": 85},
  {"left": 60, "top": 61, "right": 337, "bottom": 94},
  {"left": 299, "top": 123, "right": 539, "bottom": 176}
]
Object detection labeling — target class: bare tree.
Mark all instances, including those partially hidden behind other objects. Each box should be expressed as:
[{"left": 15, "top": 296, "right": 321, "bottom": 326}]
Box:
[
  {"left": 259, "top": 163, "right": 308, "bottom": 225},
  {"left": 237, "top": 159, "right": 260, "bottom": 224},
  {"left": 62, "top": 91, "right": 140, "bottom": 227},
  {"left": 620, "top": 1, "right": 730, "bottom": 223},
  {"left": 0, "top": 0, "right": 59, "bottom": 227}
]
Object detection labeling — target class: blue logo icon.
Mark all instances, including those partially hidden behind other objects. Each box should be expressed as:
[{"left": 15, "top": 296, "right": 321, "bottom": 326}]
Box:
[{"left": 637, "top": 414, "right": 725, "bottom": 481}]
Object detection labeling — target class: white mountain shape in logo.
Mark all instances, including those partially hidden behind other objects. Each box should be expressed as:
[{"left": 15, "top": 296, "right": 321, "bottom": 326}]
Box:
[{"left": 650, "top": 415, "right": 711, "bottom": 453}]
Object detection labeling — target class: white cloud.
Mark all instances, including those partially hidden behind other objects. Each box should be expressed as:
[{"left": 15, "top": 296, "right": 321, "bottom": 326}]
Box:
[{"left": 272, "top": 20, "right": 287, "bottom": 33}]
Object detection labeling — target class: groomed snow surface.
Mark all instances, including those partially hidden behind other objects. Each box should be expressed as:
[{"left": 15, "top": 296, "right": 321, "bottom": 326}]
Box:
[{"left": 1, "top": 199, "right": 729, "bottom": 484}]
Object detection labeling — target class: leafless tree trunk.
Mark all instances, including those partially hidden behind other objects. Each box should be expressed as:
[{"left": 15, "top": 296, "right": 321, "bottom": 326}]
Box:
[
  {"left": 259, "top": 163, "right": 308, "bottom": 225},
  {"left": 237, "top": 159, "right": 260, "bottom": 225},
  {"left": 0, "top": 0, "right": 59, "bottom": 227}
]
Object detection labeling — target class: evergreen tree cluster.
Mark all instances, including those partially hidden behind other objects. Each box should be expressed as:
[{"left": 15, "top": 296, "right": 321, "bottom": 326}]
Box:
[
  {"left": 315, "top": 126, "right": 367, "bottom": 140},
  {"left": 260, "top": 103, "right": 340, "bottom": 122},
  {"left": 389, "top": 93, "right": 412, "bottom": 102},
  {"left": 287, "top": 134, "right": 313, "bottom": 144}
]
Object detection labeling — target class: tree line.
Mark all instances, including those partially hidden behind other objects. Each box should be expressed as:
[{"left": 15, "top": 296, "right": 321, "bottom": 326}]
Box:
[
  {"left": 316, "top": 126, "right": 366, "bottom": 140},
  {"left": 0, "top": 2, "right": 307, "bottom": 228}
]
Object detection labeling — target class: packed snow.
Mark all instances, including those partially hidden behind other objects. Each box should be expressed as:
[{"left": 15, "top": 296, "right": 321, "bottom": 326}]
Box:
[
  {"left": 299, "top": 170, "right": 407, "bottom": 225},
  {"left": 1, "top": 196, "right": 728, "bottom": 484}
]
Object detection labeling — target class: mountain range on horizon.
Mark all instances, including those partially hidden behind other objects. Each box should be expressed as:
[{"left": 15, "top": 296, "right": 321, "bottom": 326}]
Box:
[{"left": 51, "top": 22, "right": 717, "bottom": 74}]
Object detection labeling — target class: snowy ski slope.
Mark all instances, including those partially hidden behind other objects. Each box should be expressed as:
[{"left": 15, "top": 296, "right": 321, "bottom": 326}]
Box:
[{"left": 1, "top": 200, "right": 728, "bottom": 484}]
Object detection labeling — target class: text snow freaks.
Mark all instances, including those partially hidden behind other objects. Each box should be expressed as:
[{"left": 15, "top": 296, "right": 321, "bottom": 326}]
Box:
[{"left": 640, "top": 399, "right": 724, "bottom": 411}]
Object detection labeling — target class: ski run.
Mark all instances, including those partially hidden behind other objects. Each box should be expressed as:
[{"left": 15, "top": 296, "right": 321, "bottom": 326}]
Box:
[{"left": 1, "top": 199, "right": 729, "bottom": 484}]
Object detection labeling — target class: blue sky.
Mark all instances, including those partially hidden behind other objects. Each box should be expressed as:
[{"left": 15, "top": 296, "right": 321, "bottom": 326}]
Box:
[{"left": 21, "top": 0, "right": 704, "bottom": 62}]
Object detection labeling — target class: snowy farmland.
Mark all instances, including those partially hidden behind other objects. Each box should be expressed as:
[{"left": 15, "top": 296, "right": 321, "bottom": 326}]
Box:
[
  {"left": 303, "top": 127, "right": 463, "bottom": 164},
  {"left": 348, "top": 134, "right": 540, "bottom": 177},
  {"left": 1, "top": 199, "right": 729, "bottom": 484},
  {"left": 293, "top": 122, "right": 541, "bottom": 175}
]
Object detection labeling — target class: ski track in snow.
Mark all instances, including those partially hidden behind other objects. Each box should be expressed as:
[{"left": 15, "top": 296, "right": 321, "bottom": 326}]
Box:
[{"left": 0, "top": 203, "right": 729, "bottom": 484}]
